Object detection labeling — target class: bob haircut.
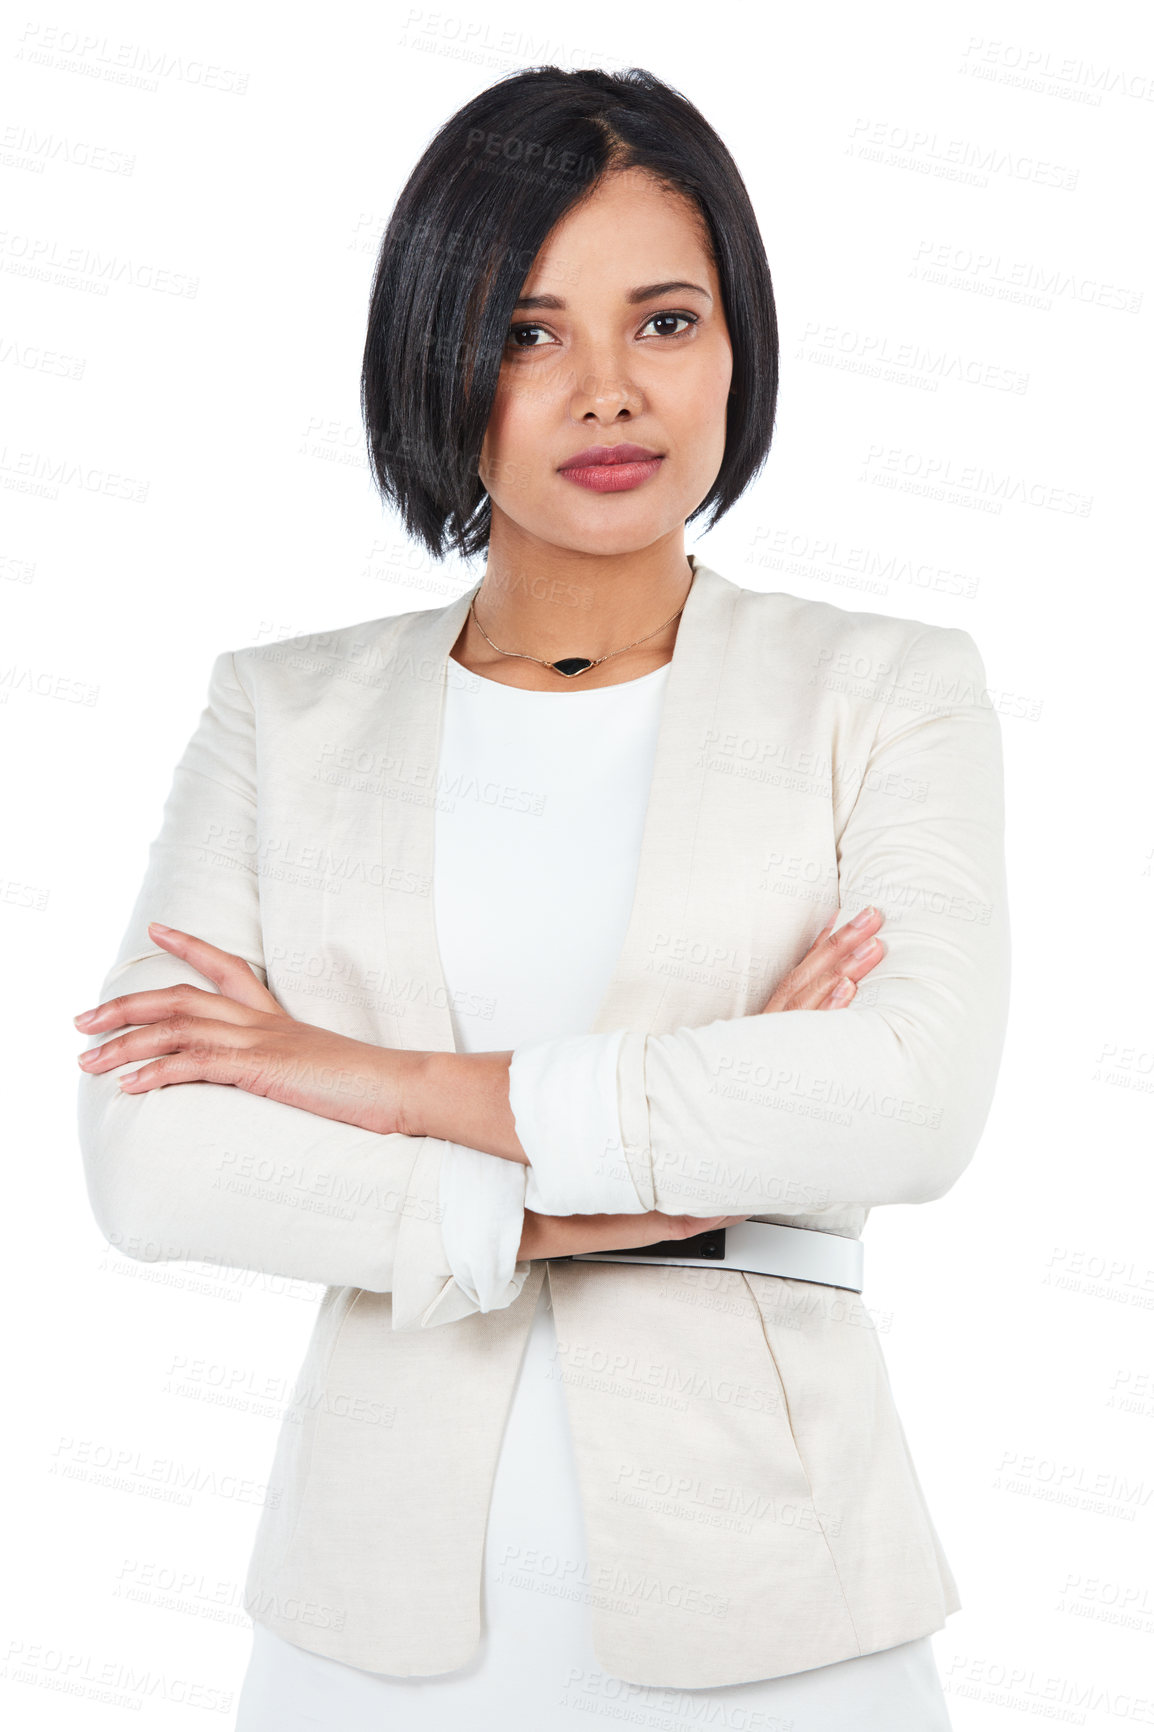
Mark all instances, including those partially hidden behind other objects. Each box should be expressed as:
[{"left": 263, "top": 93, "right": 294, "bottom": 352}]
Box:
[{"left": 362, "top": 65, "right": 778, "bottom": 562}]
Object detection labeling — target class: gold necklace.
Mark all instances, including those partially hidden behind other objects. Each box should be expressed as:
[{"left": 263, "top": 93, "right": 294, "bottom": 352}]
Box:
[{"left": 469, "top": 566, "right": 695, "bottom": 679}]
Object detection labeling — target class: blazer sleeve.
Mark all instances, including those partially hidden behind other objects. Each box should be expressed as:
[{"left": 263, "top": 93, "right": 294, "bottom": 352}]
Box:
[
  {"left": 509, "top": 624, "right": 1011, "bottom": 1217},
  {"left": 437, "top": 1139, "right": 532, "bottom": 1312},
  {"left": 75, "top": 648, "right": 527, "bottom": 1330}
]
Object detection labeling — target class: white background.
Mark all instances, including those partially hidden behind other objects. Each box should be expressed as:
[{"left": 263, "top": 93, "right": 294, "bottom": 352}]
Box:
[{"left": 3, "top": 0, "right": 1152, "bottom": 1724}]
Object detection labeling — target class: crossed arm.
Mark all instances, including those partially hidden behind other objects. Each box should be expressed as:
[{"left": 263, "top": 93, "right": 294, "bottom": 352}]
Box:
[
  {"left": 75, "top": 905, "right": 889, "bottom": 1262},
  {"left": 76, "top": 628, "right": 1008, "bottom": 1323}
]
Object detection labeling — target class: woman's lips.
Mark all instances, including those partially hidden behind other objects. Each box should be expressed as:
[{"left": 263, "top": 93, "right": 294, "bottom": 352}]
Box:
[
  {"left": 558, "top": 446, "right": 665, "bottom": 494},
  {"left": 561, "top": 458, "right": 663, "bottom": 493}
]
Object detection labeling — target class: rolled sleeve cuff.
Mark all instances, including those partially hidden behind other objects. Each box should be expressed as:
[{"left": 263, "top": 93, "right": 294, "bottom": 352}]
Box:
[
  {"left": 437, "top": 1140, "right": 531, "bottom": 1312},
  {"left": 509, "top": 1028, "right": 649, "bottom": 1216}
]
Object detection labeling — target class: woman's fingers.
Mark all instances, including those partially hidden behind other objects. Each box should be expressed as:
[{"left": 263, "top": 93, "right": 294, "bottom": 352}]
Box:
[
  {"left": 76, "top": 1009, "right": 262, "bottom": 1079},
  {"left": 75, "top": 981, "right": 259, "bottom": 1034},
  {"left": 816, "top": 975, "right": 857, "bottom": 1010},
  {"left": 74, "top": 976, "right": 275, "bottom": 1090},
  {"left": 663, "top": 1212, "right": 748, "bottom": 1239},
  {"left": 145, "top": 923, "right": 280, "bottom": 1013},
  {"left": 803, "top": 907, "right": 884, "bottom": 991},
  {"left": 523, "top": 1208, "right": 753, "bottom": 1260},
  {"left": 598, "top": 1211, "right": 749, "bottom": 1251},
  {"left": 73, "top": 925, "right": 282, "bottom": 1033},
  {"left": 761, "top": 906, "right": 886, "bottom": 1013}
]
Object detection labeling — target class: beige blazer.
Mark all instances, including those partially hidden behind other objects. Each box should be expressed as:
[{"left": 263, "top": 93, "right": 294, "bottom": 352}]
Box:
[{"left": 77, "top": 558, "right": 1010, "bottom": 1686}]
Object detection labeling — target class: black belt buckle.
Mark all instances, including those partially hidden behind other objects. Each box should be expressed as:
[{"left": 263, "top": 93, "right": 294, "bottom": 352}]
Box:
[{"left": 611, "top": 1226, "right": 727, "bottom": 1260}]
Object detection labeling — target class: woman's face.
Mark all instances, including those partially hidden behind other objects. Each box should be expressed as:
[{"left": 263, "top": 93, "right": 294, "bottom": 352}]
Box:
[{"left": 478, "top": 167, "right": 733, "bottom": 558}]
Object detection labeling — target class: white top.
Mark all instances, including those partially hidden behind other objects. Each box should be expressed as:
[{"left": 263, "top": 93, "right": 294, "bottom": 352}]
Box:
[
  {"left": 234, "top": 653, "right": 950, "bottom": 1727},
  {"left": 435, "top": 654, "right": 659, "bottom": 1306}
]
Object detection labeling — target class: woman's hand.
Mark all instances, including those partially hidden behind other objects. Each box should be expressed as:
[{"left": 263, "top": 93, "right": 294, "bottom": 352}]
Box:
[
  {"left": 761, "top": 904, "right": 885, "bottom": 1013},
  {"left": 74, "top": 923, "right": 421, "bottom": 1136},
  {"left": 522, "top": 907, "right": 887, "bottom": 1261},
  {"left": 518, "top": 1208, "right": 747, "bottom": 1263}
]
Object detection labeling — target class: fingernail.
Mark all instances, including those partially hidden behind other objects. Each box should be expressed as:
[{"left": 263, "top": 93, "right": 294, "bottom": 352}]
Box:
[
  {"left": 849, "top": 906, "right": 875, "bottom": 929},
  {"left": 149, "top": 921, "right": 173, "bottom": 934},
  {"left": 832, "top": 976, "right": 855, "bottom": 1004},
  {"left": 851, "top": 936, "right": 879, "bottom": 961},
  {"left": 74, "top": 1009, "right": 97, "bottom": 1027}
]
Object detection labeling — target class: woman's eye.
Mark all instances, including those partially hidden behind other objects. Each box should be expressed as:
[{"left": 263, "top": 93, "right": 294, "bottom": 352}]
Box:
[
  {"left": 506, "top": 323, "right": 556, "bottom": 349},
  {"left": 641, "top": 311, "right": 697, "bottom": 338},
  {"left": 505, "top": 311, "right": 698, "bottom": 350}
]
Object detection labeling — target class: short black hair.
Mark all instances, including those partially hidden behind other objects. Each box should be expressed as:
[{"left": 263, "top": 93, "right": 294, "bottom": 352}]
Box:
[{"left": 361, "top": 65, "right": 778, "bottom": 561}]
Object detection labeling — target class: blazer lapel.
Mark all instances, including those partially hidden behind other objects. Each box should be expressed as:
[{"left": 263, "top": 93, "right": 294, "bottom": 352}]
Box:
[
  {"left": 373, "top": 584, "right": 477, "bottom": 1054},
  {"left": 589, "top": 560, "right": 736, "bottom": 1035},
  {"left": 373, "top": 557, "right": 737, "bottom": 1056}
]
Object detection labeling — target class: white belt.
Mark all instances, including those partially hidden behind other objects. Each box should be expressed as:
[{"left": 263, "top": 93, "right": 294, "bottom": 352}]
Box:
[{"left": 567, "top": 1220, "right": 864, "bottom": 1293}]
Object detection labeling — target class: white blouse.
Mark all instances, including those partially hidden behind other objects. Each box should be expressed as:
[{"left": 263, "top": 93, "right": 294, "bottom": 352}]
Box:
[{"left": 234, "top": 653, "right": 953, "bottom": 1729}]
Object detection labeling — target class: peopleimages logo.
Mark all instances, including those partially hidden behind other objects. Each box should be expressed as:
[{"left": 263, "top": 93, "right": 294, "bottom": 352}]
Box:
[
  {"left": 14, "top": 21, "right": 250, "bottom": 94},
  {"left": 847, "top": 116, "right": 1079, "bottom": 190}
]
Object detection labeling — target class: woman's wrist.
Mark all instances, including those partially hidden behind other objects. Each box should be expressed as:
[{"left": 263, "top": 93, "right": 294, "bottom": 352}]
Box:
[
  {"left": 518, "top": 1210, "right": 597, "bottom": 1261},
  {"left": 517, "top": 1210, "right": 611, "bottom": 1261},
  {"left": 401, "top": 1048, "right": 529, "bottom": 1163}
]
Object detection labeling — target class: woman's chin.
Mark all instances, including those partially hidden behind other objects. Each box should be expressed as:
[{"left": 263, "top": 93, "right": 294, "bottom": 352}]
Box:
[{"left": 505, "top": 501, "right": 685, "bottom": 560}]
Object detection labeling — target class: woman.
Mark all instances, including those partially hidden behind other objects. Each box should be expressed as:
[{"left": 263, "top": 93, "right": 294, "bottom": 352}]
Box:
[{"left": 76, "top": 66, "right": 1009, "bottom": 1728}]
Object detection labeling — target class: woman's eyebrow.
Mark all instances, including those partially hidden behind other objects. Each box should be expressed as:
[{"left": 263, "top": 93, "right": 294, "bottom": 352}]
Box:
[{"left": 513, "top": 280, "right": 713, "bottom": 310}]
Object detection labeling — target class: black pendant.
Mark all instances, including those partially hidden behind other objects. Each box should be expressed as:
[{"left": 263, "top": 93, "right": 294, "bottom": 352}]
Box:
[{"left": 550, "top": 657, "right": 594, "bottom": 678}]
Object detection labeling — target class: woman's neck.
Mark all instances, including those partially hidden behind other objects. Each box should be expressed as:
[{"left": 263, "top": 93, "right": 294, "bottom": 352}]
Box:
[{"left": 451, "top": 529, "right": 696, "bottom": 692}]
